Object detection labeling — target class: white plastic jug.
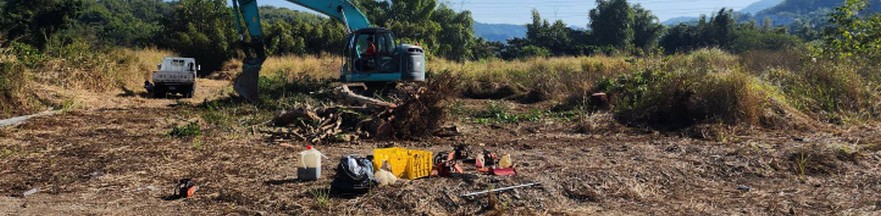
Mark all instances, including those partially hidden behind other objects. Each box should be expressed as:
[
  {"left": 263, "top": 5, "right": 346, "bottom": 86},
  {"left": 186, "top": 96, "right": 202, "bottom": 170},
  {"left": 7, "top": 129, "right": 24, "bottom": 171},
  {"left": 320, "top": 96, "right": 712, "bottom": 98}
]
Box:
[
  {"left": 498, "top": 154, "right": 512, "bottom": 169},
  {"left": 298, "top": 145, "right": 325, "bottom": 181}
]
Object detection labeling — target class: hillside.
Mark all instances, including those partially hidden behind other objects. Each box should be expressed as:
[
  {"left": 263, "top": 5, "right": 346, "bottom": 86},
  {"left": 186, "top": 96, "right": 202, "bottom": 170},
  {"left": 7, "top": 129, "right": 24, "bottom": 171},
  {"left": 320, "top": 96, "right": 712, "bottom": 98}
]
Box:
[
  {"left": 662, "top": 0, "right": 783, "bottom": 25},
  {"left": 661, "top": 0, "right": 784, "bottom": 26},
  {"left": 473, "top": 22, "right": 527, "bottom": 42},
  {"left": 662, "top": 16, "right": 701, "bottom": 25},
  {"left": 753, "top": 0, "right": 881, "bottom": 26},
  {"left": 741, "top": 0, "right": 785, "bottom": 14}
]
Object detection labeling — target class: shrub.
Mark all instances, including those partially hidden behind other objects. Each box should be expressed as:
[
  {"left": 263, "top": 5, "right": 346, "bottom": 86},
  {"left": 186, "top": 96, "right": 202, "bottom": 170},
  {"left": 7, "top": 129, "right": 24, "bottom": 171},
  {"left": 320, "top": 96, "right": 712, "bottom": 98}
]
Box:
[
  {"left": 0, "top": 57, "right": 32, "bottom": 118},
  {"left": 596, "top": 50, "right": 789, "bottom": 129},
  {"left": 769, "top": 62, "right": 879, "bottom": 123}
]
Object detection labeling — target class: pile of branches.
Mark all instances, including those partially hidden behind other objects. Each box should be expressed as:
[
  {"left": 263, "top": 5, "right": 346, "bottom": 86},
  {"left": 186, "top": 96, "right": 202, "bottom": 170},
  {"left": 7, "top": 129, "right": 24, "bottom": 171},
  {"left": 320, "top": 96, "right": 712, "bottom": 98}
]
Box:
[{"left": 263, "top": 72, "right": 460, "bottom": 143}]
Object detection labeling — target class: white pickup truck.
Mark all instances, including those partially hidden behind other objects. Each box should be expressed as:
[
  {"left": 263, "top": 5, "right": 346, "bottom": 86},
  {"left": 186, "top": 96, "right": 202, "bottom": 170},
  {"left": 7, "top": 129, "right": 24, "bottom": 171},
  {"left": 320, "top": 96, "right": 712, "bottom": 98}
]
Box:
[{"left": 146, "top": 57, "right": 199, "bottom": 98}]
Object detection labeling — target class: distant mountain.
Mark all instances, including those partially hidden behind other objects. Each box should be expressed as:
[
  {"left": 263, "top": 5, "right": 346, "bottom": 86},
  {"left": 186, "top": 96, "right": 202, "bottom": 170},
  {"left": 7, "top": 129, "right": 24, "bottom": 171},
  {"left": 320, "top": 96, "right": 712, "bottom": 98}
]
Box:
[
  {"left": 752, "top": 0, "right": 881, "bottom": 26},
  {"left": 473, "top": 22, "right": 526, "bottom": 43},
  {"left": 741, "top": 0, "right": 785, "bottom": 14},
  {"left": 662, "top": 16, "right": 701, "bottom": 25},
  {"left": 661, "top": 0, "right": 785, "bottom": 25}
]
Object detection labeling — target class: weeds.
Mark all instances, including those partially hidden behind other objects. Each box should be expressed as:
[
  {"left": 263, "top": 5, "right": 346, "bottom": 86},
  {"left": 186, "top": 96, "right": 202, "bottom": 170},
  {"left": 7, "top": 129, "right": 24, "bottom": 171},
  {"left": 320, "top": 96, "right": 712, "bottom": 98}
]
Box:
[
  {"left": 192, "top": 137, "right": 204, "bottom": 150},
  {"left": 469, "top": 101, "right": 576, "bottom": 124},
  {"left": 788, "top": 145, "right": 844, "bottom": 178},
  {"left": 795, "top": 151, "right": 809, "bottom": 181},
  {"left": 0, "top": 147, "right": 16, "bottom": 158},
  {"left": 473, "top": 101, "right": 538, "bottom": 124},
  {"left": 168, "top": 122, "right": 202, "bottom": 138},
  {"left": 59, "top": 99, "right": 78, "bottom": 112},
  {"left": 309, "top": 187, "right": 331, "bottom": 209},
  {"left": 485, "top": 186, "right": 508, "bottom": 216}
]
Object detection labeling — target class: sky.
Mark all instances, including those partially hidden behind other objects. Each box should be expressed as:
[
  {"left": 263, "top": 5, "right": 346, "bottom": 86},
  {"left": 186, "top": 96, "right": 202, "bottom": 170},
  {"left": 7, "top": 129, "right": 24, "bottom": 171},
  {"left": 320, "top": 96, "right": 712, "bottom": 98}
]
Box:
[{"left": 246, "top": 0, "right": 762, "bottom": 27}]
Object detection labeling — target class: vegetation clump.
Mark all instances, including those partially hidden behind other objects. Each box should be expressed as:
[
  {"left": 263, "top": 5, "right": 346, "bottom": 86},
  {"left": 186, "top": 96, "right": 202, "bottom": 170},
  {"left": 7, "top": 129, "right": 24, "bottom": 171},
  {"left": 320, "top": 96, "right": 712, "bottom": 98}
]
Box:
[{"left": 168, "top": 122, "right": 202, "bottom": 138}]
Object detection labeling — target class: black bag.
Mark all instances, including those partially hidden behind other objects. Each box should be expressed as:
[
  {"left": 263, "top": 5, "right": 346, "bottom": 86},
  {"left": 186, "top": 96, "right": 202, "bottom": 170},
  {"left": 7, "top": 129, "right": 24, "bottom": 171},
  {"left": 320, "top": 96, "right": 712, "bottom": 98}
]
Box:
[{"left": 331, "top": 155, "right": 376, "bottom": 195}]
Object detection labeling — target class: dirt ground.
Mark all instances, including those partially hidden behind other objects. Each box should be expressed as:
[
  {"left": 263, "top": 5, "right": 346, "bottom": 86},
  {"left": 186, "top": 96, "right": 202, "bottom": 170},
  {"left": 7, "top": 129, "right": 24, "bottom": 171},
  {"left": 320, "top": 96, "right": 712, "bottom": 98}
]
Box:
[{"left": 1, "top": 78, "right": 880, "bottom": 215}]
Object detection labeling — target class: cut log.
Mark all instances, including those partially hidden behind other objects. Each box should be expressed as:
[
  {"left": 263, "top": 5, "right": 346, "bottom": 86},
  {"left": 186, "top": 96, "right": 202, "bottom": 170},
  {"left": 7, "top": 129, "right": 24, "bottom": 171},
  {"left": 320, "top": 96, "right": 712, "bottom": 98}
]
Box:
[
  {"left": 334, "top": 85, "right": 397, "bottom": 109},
  {"left": 589, "top": 92, "right": 610, "bottom": 110},
  {"left": 273, "top": 109, "right": 321, "bottom": 126}
]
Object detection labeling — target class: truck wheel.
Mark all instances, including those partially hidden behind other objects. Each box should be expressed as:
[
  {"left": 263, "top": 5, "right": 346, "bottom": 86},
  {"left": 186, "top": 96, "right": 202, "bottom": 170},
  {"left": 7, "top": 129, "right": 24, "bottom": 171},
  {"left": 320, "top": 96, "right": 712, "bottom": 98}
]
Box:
[
  {"left": 184, "top": 85, "right": 195, "bottom": 98},
  {"left": 152, "top": 86, "right": 166, "bottom": 98}
]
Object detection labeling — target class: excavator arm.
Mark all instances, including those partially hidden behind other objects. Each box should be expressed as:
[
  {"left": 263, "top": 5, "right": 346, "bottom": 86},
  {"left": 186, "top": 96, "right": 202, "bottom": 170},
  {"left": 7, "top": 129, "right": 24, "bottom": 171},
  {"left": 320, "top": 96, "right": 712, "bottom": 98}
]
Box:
[
  {"left": 231, "top": 0, "right": 371, "bottom": 102},
  {"left": 285, "top": 0, "right": 371, "bottom": 32}
]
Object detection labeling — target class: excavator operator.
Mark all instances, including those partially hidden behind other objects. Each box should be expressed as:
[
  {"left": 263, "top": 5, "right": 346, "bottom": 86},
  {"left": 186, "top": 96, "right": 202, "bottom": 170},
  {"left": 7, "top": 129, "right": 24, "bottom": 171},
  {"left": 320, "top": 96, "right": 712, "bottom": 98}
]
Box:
[
  {"left": 366, "top": 37, "right": 377, "bottom": 56},
  {"left": 356, "top": 36, "right": 376, "bottom": 71}
]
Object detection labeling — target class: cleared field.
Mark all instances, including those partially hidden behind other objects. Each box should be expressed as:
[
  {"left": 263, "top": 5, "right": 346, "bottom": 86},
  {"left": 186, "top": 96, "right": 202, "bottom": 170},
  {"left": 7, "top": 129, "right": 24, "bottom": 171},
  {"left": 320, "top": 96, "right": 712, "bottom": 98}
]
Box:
[{"left": 1, "top": 49, "right": 880, "bottom": 214}]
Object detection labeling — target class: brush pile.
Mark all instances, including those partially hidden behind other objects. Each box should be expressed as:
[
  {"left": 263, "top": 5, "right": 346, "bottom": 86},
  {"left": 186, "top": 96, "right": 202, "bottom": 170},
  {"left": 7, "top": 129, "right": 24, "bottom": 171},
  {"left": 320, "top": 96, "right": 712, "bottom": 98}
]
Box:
[{"left": 263, "top": 72, "right": 460, "bottom": 143}]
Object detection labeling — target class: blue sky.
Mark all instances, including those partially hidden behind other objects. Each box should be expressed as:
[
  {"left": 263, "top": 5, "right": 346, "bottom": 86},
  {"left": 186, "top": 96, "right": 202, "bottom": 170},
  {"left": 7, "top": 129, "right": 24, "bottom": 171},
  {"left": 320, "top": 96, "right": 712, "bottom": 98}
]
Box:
[{"left": 244, "top": 0, "right": 761, "bottom": 26}]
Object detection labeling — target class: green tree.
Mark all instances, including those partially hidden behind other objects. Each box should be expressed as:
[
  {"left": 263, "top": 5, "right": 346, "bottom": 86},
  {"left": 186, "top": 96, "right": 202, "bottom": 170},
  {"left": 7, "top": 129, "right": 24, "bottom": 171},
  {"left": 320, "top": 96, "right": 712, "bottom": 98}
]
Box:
[
  {"left": 161, "top": 0, "right": 235, "bottom": 73},
  {"left": 631, "top": 4, "right": 664, "bottom": 54},
  {"left": 709, "top": 9, "right": 736, "bottom": 49},
  {"left": 353, "top": 0, "right": 391, "bottom": 26},
  {"left": 264, "top": 21, "right": 305, "bottom": 55},
  {"left": 386, "top": 0, "right": 441, "bottom": 55},
  {"left": 432, "top": 5, "right": 475, "bottom": 61},
  {"left": 660, "top": 24, "right": 696, "bottom": 53},
  {"left": 75, "top": 0, "right": 170, "bottom": 47},
  {"left": 525, "top": 10, "right": 573, "bottom": 56},
  {"left": 590, "top": 0, "right": 634, "bottom": 49},
  {"left": 823, "top": 0, "right": 881, "bottom": 62},
  {"left": 1, "top": 0, "right": 85, "bottom": 49}
]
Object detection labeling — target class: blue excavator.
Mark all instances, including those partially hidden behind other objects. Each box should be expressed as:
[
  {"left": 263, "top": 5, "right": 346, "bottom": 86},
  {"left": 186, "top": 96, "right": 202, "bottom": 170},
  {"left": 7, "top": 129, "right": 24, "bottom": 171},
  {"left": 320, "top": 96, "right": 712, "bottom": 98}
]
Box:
[{"left": 231, "top": 0, "right": 426, "bottom": 102}]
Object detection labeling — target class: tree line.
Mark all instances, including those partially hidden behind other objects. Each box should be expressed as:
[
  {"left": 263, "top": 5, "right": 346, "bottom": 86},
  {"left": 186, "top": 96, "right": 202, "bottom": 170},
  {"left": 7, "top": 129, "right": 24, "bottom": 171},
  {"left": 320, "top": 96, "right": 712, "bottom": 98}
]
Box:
[
  {"left": 0, "top": 0, "right": 870, "bottom": 70},
  {"left": 0, "top": 0, "right": 478, "bottom": 71}
]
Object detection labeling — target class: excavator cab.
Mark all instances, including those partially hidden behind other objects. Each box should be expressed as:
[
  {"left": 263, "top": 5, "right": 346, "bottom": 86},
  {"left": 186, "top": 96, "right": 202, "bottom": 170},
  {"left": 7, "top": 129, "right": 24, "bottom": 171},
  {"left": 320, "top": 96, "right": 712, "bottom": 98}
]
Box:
[
  {"left": 341, "top": 28, "right": 425, "bottom": 83},
  {"left": 348, "top": 28, "right": 395, "bottom": 73}
]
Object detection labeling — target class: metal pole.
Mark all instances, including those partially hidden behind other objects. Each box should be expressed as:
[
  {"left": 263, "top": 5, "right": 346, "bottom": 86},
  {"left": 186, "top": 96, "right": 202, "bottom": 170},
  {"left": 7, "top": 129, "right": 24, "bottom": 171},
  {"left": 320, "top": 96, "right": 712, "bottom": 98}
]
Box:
[{"left": 460, "top": 182, "right": 540, "bottom": 197}]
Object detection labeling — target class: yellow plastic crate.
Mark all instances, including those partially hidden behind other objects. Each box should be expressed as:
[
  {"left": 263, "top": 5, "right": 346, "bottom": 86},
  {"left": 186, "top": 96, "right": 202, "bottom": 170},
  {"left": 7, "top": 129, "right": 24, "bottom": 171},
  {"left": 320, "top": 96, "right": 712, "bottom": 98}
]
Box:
[
  {"left": 373, "top": 147, "right": 409, "bottom": 177},
  {"left": 404, "top": 149, "right": 432, "bottom": 180},
  {"left": 372, "top": 147, "right": 433, "bottom": 180}
]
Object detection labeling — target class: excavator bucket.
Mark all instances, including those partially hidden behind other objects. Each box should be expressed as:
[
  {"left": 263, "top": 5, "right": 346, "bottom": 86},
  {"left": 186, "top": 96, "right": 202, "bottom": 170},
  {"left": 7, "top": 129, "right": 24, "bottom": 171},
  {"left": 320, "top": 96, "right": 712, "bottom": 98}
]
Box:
[{"left": 233, "top": 61, "right": 261, "bottom": 102}]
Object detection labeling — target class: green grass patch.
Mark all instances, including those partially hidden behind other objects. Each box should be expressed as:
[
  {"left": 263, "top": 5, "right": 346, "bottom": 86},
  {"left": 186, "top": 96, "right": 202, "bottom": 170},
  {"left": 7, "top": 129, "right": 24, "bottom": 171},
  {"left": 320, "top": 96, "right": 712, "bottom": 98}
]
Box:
[
  {"left": 468, "top": 101, "right": 579, "bottom": 124},
  {"left": 309, "top": 187, "right": 331, "bottom": 209},
  {"left": 168, "top": 122, "right": 202, "bottom": 137}
]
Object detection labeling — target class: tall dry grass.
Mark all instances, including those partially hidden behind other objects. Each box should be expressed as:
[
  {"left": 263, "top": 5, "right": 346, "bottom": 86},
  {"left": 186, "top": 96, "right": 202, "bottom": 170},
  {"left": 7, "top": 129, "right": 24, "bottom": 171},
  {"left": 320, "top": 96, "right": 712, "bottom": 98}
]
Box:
[
  {"left": 0, "top": 45, "right": 175, "bottom": 118},
  {"left": 431, "top": 56, "right": 632, "bottom": 102},
  {"left": 216, "top": 47, "right": 878, "bottom": 128},
  {"left": 34, "top": 43, "right": 175, "bottom": 92},
  {"left": 0, "top": 46, "right": 37, "bottom": 118},
  {"left": 216, "top": 54, "right": 342, "bottom": 82},
  {"left": 432, "top": 48, "right": 877, "bottom": 128}
]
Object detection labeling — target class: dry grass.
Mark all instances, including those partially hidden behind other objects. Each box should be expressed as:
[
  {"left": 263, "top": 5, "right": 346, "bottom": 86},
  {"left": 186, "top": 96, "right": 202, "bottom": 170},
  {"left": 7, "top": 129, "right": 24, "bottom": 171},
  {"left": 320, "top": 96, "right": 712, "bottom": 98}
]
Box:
[
  {"left": 34, "top": 46, "right": 174, "bottom": 92},
  {"left": 242, "top": 48, "right": 877, "bottom": 129},
  {"left": 431, "top": 56, "right": 632, "bottom": 102},
  {"left": 0, "top": 47, "right": 37, "bottom": 118},
  {"left": 0, "top": 46, "right": 175, "bottom": 118},
  {"left": 128, "top": 47, "right": 175, "bottom": 84},
  {"left": 261, "top": 54, "right": 342, "bottom": 80}
]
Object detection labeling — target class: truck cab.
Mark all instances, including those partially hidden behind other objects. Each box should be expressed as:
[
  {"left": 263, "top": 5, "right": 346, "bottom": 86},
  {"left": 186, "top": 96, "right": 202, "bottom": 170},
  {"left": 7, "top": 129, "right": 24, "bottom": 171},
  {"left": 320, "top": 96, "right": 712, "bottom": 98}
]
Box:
[{"left": 148, "top": 57, "right": 199, "bottom": 98}]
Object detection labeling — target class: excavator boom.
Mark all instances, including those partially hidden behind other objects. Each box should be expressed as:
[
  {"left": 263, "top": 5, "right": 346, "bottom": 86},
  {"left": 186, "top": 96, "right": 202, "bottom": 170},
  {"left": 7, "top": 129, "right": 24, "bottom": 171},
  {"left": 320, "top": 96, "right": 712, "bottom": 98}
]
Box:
[{"left": 231, "top": 0, "right": 371, "bottom": 102}]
